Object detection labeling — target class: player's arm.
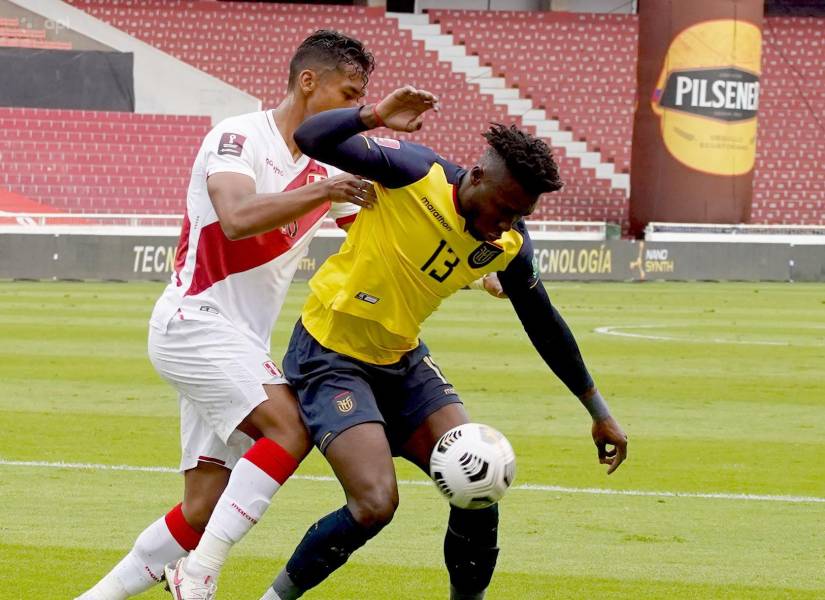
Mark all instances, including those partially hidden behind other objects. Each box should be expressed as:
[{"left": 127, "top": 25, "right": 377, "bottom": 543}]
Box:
[
  {"left": 294, "top": 86, "right": 441, "bottom": 189},
  {"left": 207, "top": 173, "right": 373, "bottom": 240},
  {"left": 498, "top": 223, "right": 628, "bottom": 474}
]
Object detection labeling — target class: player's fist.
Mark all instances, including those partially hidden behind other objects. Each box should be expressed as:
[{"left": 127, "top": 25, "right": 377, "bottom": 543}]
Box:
[
  {"left": 591, "top": 415, "right": 628, "bottom": 475},
  {"left": 364, "top": 85, "right": 439, "bottom": 133},
  {"left": 321, "top": 173, "right": 376, "bottom": 209}
]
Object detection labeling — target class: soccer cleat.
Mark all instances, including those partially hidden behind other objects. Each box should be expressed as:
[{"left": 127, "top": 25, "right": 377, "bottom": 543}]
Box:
[{"left": 164, "top": 558, "right": 217, "bottom": 600}]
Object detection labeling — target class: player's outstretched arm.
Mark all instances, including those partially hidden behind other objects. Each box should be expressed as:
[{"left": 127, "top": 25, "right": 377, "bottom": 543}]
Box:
[{"left": 498, "top": 225, "right": 628, "bottom": 474}]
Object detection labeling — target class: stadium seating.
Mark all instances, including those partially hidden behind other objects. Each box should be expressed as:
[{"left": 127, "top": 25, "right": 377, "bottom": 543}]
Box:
[
  {"left": 751, "top": 17, "right": 825, "bottom": 225},
  {"left": 3, "top": 3, "right": 821, "bottom": 226},
  {"left": 0, "top": 107, "right": 208, "bottom": 213},
  {"left": 65, "top": 0, "right": 628, "bottom": 223}
]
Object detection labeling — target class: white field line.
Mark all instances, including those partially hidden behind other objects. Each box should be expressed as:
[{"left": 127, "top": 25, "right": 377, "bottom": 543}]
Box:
[
  {"left": 2, "top": 458, "right": 823, "bottom": 505},
  {"left": 594, "top": 325, "right": 795, "bottom": 346}
]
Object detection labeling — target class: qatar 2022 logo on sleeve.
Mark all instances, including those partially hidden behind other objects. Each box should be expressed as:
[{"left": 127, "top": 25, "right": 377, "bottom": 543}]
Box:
[{"left": 651, "top": 20, "right": 762, "bottom": 176}]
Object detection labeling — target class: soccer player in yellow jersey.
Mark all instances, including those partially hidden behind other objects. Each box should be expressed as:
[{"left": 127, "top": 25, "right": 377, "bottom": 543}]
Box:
[{"left": 253, "top": 87, "right": 631, "bottom": 600}]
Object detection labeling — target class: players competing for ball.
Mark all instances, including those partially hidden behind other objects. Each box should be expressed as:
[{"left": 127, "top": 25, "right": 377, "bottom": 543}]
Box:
[{"left": 166, "top": 85, "right": 628, "bottom": 600}]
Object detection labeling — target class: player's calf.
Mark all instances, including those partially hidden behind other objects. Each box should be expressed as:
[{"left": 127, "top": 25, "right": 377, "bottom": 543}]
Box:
[{"left": 444, "top": 504, "right": 500, "bottom": 600}]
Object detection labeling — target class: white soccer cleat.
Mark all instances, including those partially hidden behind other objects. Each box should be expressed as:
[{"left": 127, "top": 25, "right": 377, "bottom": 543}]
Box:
[{"left": 164, "top": 558, "right": 217, "bottom": 600}]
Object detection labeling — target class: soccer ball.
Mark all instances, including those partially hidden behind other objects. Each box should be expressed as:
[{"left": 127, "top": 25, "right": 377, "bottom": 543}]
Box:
[{"left": 429, "top": 423, "right": 516, "bottom": 510}]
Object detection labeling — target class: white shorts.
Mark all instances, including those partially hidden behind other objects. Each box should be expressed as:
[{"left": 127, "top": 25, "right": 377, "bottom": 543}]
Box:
[{"left": 148, "top": 312, "right": 288, "bottom": 472}]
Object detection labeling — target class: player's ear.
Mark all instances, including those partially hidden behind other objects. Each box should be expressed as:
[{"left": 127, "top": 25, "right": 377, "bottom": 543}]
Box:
[
  {"left": 469, "top": 165, "right": 484, "bottom": 186},
  {"left": 298, "top": 69, "right": 317, "bottom": 96}
]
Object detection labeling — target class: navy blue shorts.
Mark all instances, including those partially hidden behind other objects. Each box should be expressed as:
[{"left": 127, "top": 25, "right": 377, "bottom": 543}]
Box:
[{"left": 282, "top": 319, "right": 462, "bottom": 454}]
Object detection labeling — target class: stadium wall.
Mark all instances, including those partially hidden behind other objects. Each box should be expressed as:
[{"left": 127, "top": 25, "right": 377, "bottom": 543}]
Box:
[{"left": 2, "top": 234, "right": 823, "bottom": 282}]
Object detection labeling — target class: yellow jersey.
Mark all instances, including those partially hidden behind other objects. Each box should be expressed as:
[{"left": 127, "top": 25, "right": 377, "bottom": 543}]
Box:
[{"left": 292, "top": 107, "right": 593, "bottom": 397}]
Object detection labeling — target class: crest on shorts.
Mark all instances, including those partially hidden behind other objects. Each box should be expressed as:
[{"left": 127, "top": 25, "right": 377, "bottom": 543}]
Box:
[
  {"left": 468, "top": 242, "right": 504, "bottom": 268},
  {"left": 334, "top": 391, "right": 355, "bottom": 414}
]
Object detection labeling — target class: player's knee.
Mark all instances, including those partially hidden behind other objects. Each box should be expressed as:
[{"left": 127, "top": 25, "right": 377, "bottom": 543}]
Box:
[
  {"left": 348, "top": 482, "right": 399, "bottom": 529},
  {"left": 181, "top": 496, "right": 216, "bottom": 531}
]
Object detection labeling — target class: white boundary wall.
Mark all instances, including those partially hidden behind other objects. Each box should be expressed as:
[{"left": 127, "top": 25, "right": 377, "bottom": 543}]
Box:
[{"left": 9, "top": 0, "right": 260, "bottom": 124}]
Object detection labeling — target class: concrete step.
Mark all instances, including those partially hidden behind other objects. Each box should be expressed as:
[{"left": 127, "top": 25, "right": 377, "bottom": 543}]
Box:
[
  {"left": 477, "top": 86, "right": 520, "bottom": 101},
  {"left": 461, "top": 65, "right": 493, "bottom": 78},
  {"left": 500, "top": 98, "right": 533, "bottom": 115},
  {"left": 612, "top": 173, "right": 630, "bottom": 191},
  {"left": 437, "top": 45, "right": 467, "bottom": 59},
  {"left": 422, "top": 34, "right": 455, "bottom": 49},
  {"left": 387, "top": 12, "right": 430, "bottom": 26},
  {"left": 406, "top": 24, "right": 442, "bottom": 37},
  {"left": 546, "top": 130, "right": 574, "bottom": 144},
  {"left": 571, "top": 151, "right": 602, "bottom": 167},
  {"left": 559, "top": 141, "right": 588, "bottom": 154},
  {"left": 523, "top": 118, "right": 560, "bottom": 133},
  {"left": 445, "top": 54, "right": 477, "bottom": 69},
  {"left": 476, "top": 76, "right": 506, "bottom": 89},
  {"left": 595, "top": 163, "right": 616, "bottom": 179}
]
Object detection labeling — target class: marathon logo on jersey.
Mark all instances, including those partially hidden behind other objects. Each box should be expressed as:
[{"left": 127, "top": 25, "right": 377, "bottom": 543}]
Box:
[
  {"left": 420, "top": 196, "right": 453, "bottom": 232},
  {"left": 334, "top": 391, "right": 355, "bottom": 414},
  {"left": 355, "top": 291, "right": 380, "bottom": 304},
  {"left": 658, "top": 68, "right": 759, "bottom": 122},
  {"left": 468, "top": 242, "right": 504, "bottom": 268},
  {"left": 263, "top": 361, "right": 281, "bottom": 377},
  {"left": 218, "top": 132, "right": 247, "bottom": 157}
]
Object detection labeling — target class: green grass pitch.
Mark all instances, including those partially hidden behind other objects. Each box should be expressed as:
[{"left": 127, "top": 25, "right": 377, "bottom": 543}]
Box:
[{"left": 1, "top": 280, "right": 824, "bottom": 599}]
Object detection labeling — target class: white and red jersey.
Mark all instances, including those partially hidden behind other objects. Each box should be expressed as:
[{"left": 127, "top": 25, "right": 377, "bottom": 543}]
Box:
[{"left": 150, "top": 110, "right": 358, "bottom": 350}]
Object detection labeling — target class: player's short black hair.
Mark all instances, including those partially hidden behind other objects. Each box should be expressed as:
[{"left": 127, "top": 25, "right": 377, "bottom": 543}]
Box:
[
  {"left": 287, "top": 29, "right": 375, "bottom": 90},
  {"left": 482, "top": 123, "right": 563, "bottom": 196}
]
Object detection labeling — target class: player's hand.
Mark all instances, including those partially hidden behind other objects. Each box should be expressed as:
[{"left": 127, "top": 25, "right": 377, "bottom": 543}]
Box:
[
  {"left": 482, "top": 273, "right": 507, "bottom": 299},
  {"left": 370, "top": 85, "right": 439, "bottom": 133},
  {"left": 591, "top": 415, "right": 627, "bottom": 475},
  {"left": 322, "top": 174, "right": 376, "bottom": 209}
]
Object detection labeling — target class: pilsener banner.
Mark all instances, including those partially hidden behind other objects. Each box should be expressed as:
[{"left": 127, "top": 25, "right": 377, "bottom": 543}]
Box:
[{"left": 629, "top": 0, "right": 764, "bottom": 236}]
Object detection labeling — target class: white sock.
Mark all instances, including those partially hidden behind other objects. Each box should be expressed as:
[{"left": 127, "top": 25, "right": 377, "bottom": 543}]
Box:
[
  {"left": 260, "top": 587, "right": 282, "bottom": 600},
  {"left": 186, "top": 439, "right": 296, "bottom": 579},
  {"left": 83, "top": 508, "right": 196, "bottom": 598}
]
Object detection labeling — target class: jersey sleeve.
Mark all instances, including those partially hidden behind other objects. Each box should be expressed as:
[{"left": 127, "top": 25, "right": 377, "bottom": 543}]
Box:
[
  {"left": 294, "top": 107, "right": 459, "bottom": 189},
  {"left": 497, "top": 222, "right": 595, "bottom": 397},
  {"left": 203, "top": 119, "right": 257, "bottom": 181}
]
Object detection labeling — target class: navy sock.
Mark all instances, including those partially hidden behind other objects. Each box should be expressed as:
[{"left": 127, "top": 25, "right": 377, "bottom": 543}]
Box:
[
  {"left": 444, "top": 504, "right": 500, "bottom": 595},
  {"left": 279, "top": 506, "right": 381, "bottom": 593}
]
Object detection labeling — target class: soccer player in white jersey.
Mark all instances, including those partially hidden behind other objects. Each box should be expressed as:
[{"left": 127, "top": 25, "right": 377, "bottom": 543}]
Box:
[{"left": 76, "top": 30, "right": 378, "bottom": 600}]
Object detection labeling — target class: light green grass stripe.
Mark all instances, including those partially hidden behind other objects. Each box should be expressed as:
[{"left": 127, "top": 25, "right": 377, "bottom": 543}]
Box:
[{"left": 3, "top": 458, "right": 824, "bottom": 504}]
